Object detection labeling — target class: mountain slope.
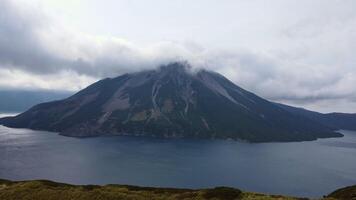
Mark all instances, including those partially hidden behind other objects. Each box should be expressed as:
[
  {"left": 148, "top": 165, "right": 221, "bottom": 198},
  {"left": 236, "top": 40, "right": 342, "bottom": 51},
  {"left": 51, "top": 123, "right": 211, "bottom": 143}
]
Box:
[
  {"left": 0, "top": 179, "right": 302, "bottom": 200},
  {"left": 276, "top": 103, "right": 356, "bottom": 131},
  {"left": 0, "top": 62, "right": 342, "bottom": 142},
  {"left": 0, "top": 178, "right": 355, "bottom": 200}
]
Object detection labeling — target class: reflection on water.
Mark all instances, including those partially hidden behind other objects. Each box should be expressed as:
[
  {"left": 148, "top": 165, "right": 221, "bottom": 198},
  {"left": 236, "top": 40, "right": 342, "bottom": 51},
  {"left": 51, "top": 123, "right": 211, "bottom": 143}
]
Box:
[{"left": 0, "top": 125, "right": 355, "bottom": 198}]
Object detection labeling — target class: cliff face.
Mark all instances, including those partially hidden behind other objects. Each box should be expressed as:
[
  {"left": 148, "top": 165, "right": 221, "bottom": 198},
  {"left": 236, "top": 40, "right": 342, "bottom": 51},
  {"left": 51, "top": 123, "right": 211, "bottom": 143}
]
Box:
[{"left": 0, "top": 62, "right": 342, "bottom": 142}]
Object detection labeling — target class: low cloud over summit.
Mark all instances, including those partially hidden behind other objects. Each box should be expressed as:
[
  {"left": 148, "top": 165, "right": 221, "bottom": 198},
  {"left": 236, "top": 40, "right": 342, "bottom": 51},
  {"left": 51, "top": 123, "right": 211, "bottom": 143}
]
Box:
[{"left": 1, "top": 0, "right": 356, "bottom": 112}]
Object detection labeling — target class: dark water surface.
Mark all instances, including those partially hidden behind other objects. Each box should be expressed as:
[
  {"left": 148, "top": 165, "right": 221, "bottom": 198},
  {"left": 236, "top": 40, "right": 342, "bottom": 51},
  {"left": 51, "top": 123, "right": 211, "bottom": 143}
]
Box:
[{"left": 0, "top": 125, "right": 355, "bottom": 198}]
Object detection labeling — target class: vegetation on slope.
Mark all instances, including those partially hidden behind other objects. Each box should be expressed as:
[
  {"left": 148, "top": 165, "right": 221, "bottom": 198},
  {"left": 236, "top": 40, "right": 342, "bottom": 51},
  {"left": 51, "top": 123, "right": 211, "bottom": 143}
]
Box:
[
  {"left": 0, "top": 179, "right": 305, "bottom": 200},
  {"left": 1, "top": 63, "right": 342, "bottom": 142},
  {"left": 326, "top": 184, "right": 356, "bottom": 200},
  {"left": 1, "top": 179, "right": 355, "bottom": 200}
]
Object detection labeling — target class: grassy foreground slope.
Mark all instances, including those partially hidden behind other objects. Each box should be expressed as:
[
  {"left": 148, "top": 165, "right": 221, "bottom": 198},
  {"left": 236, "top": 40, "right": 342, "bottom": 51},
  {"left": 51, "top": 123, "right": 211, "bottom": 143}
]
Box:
[
  {"left": 1, "top": 179, "right": 355, "bottom": 200},
  {"left": 0, "top": 179, "right": 304, "bottom": 200},
  {"left": 327, "top": 185, "right": 356, "bottom": 200}
]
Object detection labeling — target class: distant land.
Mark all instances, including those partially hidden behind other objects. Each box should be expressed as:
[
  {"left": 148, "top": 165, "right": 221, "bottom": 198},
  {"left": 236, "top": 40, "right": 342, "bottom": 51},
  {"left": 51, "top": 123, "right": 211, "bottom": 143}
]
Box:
[
  {"left": 2, "top": 62, "right": 356, "bottom": 142},
  {"left": 275, "top": 103, "right": 356, "bottom": 131},
  {"left": 0, "top": 90, "right": 72, "bottom": 112},
  {"left": 0, "top": 178, "right": 355, "bottom": 200}
]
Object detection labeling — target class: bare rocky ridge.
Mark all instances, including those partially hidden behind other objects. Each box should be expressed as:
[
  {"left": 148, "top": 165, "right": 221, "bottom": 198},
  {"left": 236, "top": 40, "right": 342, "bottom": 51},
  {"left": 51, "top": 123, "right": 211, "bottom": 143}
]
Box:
[{"left": 0, "top": 62, "right": 343, "bottom": 142}]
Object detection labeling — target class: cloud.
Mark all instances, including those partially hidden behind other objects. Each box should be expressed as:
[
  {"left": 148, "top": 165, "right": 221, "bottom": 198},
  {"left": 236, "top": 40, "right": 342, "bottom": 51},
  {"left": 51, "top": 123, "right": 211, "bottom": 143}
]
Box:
[
  {"left": 1, "top": 0, "right": 356, "bottom": 113},
  {"left": 0, "top": 68, "right": 96, "bottom": 91},
  {"left": 0, "top": 0, "right": 174, "bottom": 77}
]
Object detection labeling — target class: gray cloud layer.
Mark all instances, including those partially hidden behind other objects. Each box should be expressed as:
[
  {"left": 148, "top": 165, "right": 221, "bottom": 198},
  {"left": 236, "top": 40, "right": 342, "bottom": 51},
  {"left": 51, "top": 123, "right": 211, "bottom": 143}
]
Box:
[
  {"left": 0, "top": 0, "right": 170, "bottom": 77},
  {"left": 1, "top": 0, "right": 356, "bottom": 113}
]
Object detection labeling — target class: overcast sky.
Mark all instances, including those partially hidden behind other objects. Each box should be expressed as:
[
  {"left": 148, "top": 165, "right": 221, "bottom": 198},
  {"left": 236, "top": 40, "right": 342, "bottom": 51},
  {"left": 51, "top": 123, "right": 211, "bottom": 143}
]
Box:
[{"left": 1, "top": 0, "right": 356, "bottom": 113}]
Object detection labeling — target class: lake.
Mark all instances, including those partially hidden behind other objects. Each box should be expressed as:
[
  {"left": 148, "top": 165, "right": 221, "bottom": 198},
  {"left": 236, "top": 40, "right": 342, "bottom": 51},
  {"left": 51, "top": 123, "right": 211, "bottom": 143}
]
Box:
[{"left": 0, "top": 122, "right": 355, "bottom": 198}]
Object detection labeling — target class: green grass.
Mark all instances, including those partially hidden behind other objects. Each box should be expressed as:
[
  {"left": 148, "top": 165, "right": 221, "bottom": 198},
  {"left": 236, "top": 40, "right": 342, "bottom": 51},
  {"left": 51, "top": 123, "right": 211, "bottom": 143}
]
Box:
[
  {"left": 326, "top": 184, "right": 356, "bottom": 200},
  {"left": 0, "top": 179, "right": 304, "bottom": 200},
  {"left": 0, "top": 179, "right": 354, "bottom": 200}
]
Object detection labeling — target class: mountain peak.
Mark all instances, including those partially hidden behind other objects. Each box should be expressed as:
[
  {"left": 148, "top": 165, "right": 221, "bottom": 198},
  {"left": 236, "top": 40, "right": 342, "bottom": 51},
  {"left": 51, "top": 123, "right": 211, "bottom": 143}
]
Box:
[
  {"left": 0, "top": 63, "right": 342, "bottom": 142},
  {"left": 157, "top": 61, "right": 192, "bottom": 75}
]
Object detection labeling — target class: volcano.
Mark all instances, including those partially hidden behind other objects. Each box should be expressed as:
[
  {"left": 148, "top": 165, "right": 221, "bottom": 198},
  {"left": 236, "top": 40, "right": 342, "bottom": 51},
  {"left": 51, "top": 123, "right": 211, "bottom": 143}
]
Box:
[{"left": 0, "top": 62, "right": 343, "bottom": 142}]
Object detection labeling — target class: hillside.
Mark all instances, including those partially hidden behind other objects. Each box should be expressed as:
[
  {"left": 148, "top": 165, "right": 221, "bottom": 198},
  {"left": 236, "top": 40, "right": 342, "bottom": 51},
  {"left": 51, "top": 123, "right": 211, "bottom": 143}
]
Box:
[
  {"left": 0, "top": 179, "right": 306, "bottom": 200},
  {"left": 0, "top": 179, "right": 355, "bottom": 200},
  {"left": 0, "top": 62, "right": 342, "bottom": 142},
  {"left": 276, "top": 103, "right": 356, "bottom": 131}
]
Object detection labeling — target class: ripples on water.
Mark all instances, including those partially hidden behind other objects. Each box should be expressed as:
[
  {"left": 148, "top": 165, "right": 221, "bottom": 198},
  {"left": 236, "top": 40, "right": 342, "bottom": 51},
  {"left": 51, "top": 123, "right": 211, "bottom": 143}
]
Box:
[{"left": 0, "top": 121, "right": 356, "bottom": 198}]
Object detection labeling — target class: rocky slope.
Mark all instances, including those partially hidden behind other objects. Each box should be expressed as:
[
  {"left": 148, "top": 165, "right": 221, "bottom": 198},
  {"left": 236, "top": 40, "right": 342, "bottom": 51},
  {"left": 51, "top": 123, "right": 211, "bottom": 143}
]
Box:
[{"left": 0, "top": 62, "right": 342, "bottom": 142}]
